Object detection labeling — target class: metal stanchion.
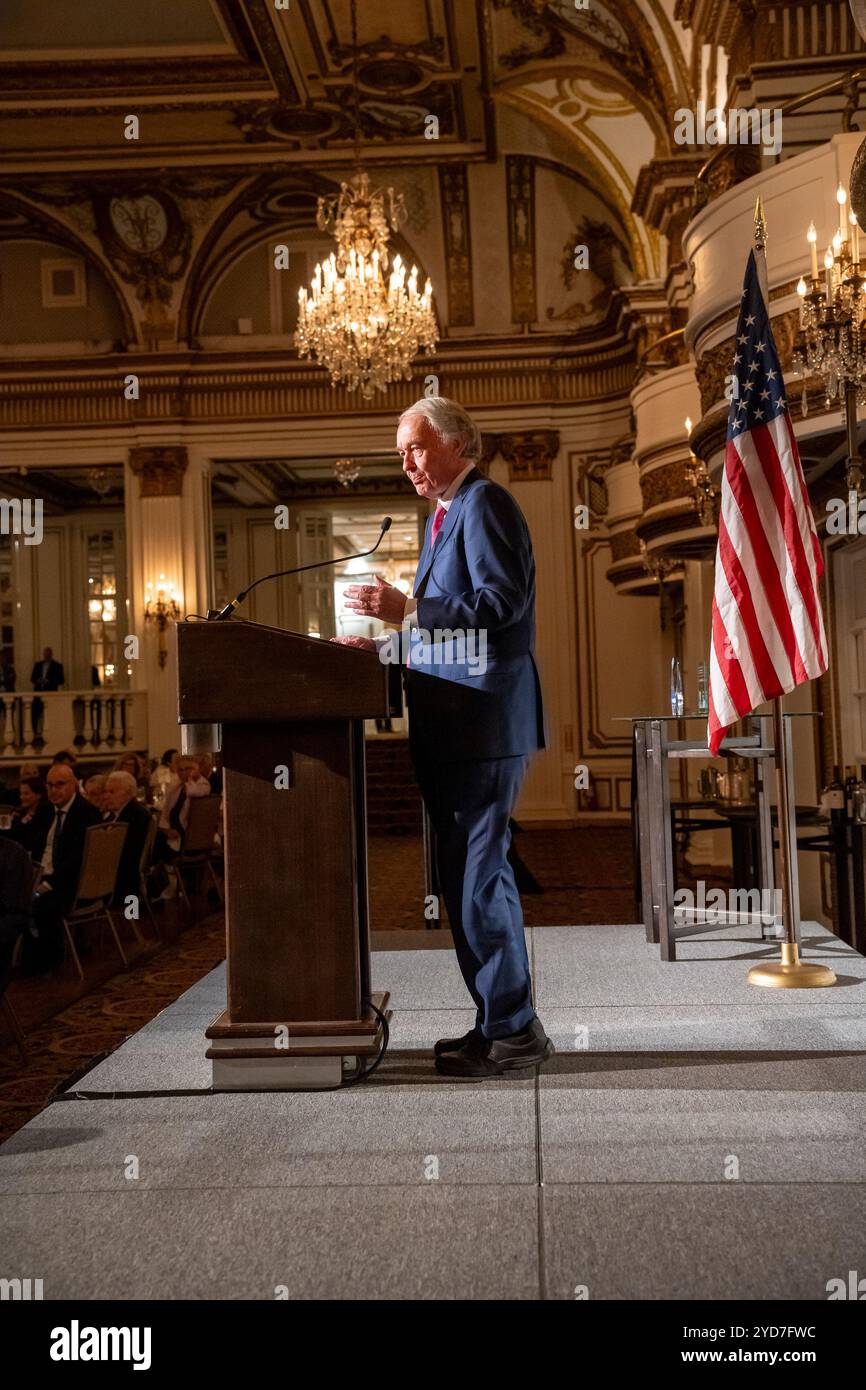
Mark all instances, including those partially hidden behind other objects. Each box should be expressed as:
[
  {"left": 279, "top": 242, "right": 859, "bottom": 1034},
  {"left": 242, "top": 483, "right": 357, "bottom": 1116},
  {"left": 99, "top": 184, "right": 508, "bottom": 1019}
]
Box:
[{"left": 747, "top": 698, "right": 836, "bottom": 988}]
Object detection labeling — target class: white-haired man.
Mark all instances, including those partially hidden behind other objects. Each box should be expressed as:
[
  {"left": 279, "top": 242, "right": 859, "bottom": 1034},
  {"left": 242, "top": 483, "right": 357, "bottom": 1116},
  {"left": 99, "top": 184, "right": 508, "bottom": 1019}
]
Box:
[
  {"left": 103, "top": 770, "right": 152, "bottom": 905},
  {"left": 338, "top": 396, "right": 552, "bottom": 1078}
]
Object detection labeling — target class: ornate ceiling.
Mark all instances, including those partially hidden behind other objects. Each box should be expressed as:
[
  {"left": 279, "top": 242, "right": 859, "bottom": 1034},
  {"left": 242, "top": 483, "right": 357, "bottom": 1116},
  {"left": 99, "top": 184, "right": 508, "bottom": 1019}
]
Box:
[
  {"left": 0, "top": 1, "right": 691, "bottom": 171},
  {"left": 0, "top": 1, "right": 698, "bottom": 356}
]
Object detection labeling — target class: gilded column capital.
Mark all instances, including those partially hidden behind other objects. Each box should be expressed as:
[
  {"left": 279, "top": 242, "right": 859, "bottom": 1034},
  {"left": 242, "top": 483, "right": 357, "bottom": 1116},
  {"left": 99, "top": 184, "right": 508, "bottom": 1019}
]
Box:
[
  {"left": 498, "top": 429, "right": 559, "bottom": 481},
  {"left": 128, "top": 445, "right": 188, "bottom": 498}
]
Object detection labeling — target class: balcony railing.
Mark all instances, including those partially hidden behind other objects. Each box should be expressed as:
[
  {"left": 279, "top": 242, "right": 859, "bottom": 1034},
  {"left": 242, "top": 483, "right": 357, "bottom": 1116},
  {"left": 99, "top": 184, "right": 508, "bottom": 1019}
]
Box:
[
  {"left": 694, "top": 68, "right": 866, "bottom": 213},
  {"left": 0, "top": 689, "right": 148, "bottom": 764}
]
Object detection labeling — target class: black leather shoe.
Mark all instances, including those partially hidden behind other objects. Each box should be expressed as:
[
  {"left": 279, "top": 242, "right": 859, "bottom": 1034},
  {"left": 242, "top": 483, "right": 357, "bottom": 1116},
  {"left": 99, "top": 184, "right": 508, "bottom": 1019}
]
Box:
[
  {"left": 435, "top": 1018, "right": 554, "bottom": 1078},
  {"left": 434, "top": 1027, "right": 481, "bottom": 1057}
]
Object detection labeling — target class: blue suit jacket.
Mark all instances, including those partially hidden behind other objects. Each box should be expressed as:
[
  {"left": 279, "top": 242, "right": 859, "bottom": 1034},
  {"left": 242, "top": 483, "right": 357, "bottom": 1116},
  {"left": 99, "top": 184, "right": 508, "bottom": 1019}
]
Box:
[{"left": 405, "top": 468, "right": 545, "bottom": 763}]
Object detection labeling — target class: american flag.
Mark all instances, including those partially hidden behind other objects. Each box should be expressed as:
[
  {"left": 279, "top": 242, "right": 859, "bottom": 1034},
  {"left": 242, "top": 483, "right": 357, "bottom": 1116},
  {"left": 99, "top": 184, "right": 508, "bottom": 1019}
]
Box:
[{"left": 707, "top": 248, "right": 828, "bottom": 755}]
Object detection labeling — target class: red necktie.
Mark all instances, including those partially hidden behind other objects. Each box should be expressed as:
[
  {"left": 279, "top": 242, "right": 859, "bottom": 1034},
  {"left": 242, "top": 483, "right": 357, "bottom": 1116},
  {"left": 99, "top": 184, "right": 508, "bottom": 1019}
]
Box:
[{"left": 408, "top": 505, "right": 446, "bottom": 671}]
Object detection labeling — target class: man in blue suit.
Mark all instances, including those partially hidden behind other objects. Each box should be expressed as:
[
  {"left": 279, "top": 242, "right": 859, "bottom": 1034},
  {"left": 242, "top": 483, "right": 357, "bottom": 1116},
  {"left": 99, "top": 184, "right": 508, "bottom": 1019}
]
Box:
[{"left": 342, "top": 397, "right": 553, "bottom": 1078}]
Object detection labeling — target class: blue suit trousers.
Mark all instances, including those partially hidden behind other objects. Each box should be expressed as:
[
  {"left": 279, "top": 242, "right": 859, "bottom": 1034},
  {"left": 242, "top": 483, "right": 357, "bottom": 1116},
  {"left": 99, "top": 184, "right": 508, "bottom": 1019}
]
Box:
[{"left": 414, "top": 753, "right": 536, "bottom": 1040}]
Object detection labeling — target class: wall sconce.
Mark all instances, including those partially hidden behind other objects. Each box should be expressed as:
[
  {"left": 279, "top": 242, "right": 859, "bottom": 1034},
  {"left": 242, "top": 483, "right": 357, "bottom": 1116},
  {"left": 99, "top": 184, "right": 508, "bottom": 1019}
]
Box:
[
  {"left": 683, "top": 416, "right": 719, "bottom": 528},
  {"left": 144, "top": 574, "right": 181, "bottom": 668}
]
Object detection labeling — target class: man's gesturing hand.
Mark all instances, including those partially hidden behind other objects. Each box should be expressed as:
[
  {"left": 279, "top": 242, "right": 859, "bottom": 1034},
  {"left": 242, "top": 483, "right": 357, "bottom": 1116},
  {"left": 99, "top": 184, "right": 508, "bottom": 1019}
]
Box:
[
  {"left": 330, "top": 635, "right": 376, "bottom": 651},
  {"left": 343, "top": 574, "right": 406, "bottom": 624}
]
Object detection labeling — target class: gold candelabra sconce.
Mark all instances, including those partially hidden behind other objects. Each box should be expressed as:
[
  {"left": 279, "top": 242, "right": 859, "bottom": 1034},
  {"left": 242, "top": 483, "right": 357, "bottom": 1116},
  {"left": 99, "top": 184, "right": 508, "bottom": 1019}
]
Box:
[
  {"left": 639, "top": 539, "right": 677, "bottom": 586},
  {"left": 144, "top": 574, "right": 181, "bottom": 669},
  {"left": 639, "top": 540, "right": 681, "bottom": 633},
  {"left": 684, "top": 417, "right": 720, "bottom": 528},
  {"left": 793, "top": 183, "right": 865, "bottom": 495},
  {"left": 334, "top": 458, "right": 361, "bottom": 488}
]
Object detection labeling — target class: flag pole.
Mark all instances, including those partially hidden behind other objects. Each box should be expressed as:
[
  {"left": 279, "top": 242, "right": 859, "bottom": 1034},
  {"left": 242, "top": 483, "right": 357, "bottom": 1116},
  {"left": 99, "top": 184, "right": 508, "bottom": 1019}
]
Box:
[{"left": 746, "top": 197, "right": 836, "bottom": 988}]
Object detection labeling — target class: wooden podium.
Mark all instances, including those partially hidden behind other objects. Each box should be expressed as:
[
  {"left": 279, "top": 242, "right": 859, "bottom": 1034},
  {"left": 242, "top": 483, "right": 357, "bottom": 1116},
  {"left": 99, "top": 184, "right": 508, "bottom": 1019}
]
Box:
[{"left": 176, "top": 618, "right": 394, "bottom": 1090}]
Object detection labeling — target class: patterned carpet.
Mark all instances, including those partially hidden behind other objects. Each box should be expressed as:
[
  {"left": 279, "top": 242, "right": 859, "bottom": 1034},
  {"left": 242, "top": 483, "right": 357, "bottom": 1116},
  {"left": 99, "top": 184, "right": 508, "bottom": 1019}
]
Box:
[{"left": 0, "top": 827, "right": 635, "bottom": 1143}]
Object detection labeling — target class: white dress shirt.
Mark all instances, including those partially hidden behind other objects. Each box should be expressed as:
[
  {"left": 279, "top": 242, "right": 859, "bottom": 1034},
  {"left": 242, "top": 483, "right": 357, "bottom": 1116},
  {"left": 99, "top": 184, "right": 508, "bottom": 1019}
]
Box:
[
  {"left": 403, "top": 462, "right": 476, "bottom": 621},
  {"left": 40, "top": 792, "right": 76, "bottom": 879}
]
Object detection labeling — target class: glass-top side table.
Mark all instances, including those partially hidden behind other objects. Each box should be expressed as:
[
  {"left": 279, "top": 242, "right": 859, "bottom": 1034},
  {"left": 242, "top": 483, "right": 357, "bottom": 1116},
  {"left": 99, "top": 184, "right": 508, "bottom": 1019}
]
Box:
[{"left": 623, "top": 713, "right": 811, "bottom": 960}]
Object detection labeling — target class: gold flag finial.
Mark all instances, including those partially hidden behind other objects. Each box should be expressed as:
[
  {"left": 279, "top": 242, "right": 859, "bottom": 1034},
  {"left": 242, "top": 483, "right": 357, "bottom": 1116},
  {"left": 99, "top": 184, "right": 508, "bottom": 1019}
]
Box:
[{"left": 754, "top": 196, "right": 767, "bottom": 252}]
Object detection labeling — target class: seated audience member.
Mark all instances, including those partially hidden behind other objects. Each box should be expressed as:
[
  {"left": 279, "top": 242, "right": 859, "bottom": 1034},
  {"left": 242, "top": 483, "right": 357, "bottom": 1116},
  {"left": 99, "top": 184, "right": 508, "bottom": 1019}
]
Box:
[
  {"left": 83, "top": 773, "right": 108, "bottom": 813},
  {"left": 0, "top": 835, "right": 32, "bottom": 980},
  {"left": 51, "top": 749, "right": 78, "bottom": 771},
  {"left": 23, "top": 763, "right": 100, "bottom": 973},
  {"left": 194, "top": 751, "right": 223, "bottom": 795},
  {"left": 113, "top": 751, "right": 147, "bottom": 794},
  {"left": 149, "top": 748, "right": 179, "bottom": 799},
  {"left": 153, "top": 757, "right": 211, "bottom": 897},
  {"left": 0, "top": 762, "right": 42, "bottom": 811},
  {"left": 102, "top": 771, "right": 152, "bottom": 904},
  {"left": 157, "top": 757, "right": 211, "bottom": 852},
  {"left": 9, "top": 776, "right": 52, "bottom": 855}
]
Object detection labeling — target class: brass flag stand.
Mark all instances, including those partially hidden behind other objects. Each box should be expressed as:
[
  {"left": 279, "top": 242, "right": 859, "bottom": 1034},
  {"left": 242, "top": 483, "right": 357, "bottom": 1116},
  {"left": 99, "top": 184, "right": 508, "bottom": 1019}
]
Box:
[{"left": 746, "top": 199, "right": 835, "bottom": 989}]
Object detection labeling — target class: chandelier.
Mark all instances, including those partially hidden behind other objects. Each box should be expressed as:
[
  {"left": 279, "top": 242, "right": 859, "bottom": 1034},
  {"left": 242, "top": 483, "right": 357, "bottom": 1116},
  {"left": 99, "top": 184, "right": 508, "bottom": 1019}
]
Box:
[
  {"left": 793, "top": 183, "right": 864, "bottom": 492},
  {"left": 294, "top": 0, "right": 437, "bottom": 398},
  {"left": 334, "top": 457, "right": 361, "bottom": 487}
]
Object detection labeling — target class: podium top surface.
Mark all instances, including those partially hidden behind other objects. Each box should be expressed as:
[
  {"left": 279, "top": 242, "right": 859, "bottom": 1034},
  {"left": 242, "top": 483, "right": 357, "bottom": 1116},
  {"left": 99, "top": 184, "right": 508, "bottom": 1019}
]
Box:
[{"left": 176, "top": 617, "right": 391, "bottom": 724}]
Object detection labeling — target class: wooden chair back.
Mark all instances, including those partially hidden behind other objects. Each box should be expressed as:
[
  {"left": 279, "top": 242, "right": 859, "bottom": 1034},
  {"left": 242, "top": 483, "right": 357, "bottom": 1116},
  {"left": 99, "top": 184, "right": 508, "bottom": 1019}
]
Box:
[{"left": 74, "top": 822, "right": 128, "bottom": 904}]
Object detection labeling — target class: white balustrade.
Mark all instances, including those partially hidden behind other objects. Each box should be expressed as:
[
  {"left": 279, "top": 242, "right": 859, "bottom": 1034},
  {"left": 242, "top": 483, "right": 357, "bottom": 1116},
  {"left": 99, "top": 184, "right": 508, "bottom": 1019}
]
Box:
[{"left": 0, "top": 689, "right": 148, "bottom": 763}]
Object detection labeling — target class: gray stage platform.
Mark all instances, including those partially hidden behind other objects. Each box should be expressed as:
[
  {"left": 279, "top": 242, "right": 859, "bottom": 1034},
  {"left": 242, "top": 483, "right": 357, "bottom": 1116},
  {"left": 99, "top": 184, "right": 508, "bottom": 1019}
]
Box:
[{"left": 2, "top": 923, "right": 866, "bottom": 1300}]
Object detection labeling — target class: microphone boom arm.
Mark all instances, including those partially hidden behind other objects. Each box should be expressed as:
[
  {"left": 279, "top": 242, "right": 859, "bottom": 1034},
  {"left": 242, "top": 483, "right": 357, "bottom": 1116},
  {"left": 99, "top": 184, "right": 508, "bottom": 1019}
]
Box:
[{"left": 211, "top": 516, "right": 393, "bottom": 621}]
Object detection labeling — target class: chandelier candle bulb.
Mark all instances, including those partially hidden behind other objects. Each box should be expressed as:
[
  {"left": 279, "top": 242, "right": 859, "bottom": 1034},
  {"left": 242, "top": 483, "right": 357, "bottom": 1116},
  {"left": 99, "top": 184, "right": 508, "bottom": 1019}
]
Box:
[
  {"left": 825, "top": 247, "right": 834, "bottom": 304},
  {"left": 807, "top": 222, "right": 819, "bottom": 279},
  {"left": 851, "top": 210, "right": 861, "bottom": 266}
]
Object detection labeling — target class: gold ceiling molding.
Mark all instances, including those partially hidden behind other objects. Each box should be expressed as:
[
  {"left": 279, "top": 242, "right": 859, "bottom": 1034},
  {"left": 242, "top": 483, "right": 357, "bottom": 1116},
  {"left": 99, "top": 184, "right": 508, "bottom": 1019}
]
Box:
[
  {"left": 0, "top": 345, "right": 636, "bottom": 433},
  {"left": 493, "top": 0, "right": 689, "bottom": 123},
  {"left": 498, "top": 65, "right": 671, "bottom": 154}
]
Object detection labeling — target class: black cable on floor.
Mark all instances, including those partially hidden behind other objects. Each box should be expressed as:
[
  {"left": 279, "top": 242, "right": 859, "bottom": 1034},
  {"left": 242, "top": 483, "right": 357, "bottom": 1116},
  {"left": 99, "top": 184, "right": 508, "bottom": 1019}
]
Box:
[{"left": 340, "top": 996, "right": 390, "bottom": 1086}]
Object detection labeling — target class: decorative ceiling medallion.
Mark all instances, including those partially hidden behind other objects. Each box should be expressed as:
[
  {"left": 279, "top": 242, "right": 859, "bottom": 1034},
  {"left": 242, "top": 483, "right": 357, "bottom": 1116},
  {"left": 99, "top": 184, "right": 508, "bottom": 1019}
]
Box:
[
  {"left": 357, "top": 58, "right": 425, "bottom": 91},
  {"left": 94, "top": 188, "right": 188, "bottom": 288},
  {"left": 269, "top": 107, "right": 334, "bottom": 137}
]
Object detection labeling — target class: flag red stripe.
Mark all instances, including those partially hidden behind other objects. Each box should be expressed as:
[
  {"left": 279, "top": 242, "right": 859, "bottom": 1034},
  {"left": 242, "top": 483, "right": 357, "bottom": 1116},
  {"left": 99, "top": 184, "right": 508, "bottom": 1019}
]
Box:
[
  {"left": 711, "top": 597, "right": 752, "bottom": 717},
  {"left": 723, "top": 437, "right": 805, "bottom": 683},
  {"left": 716, "top": 510, "right": 781, "bottom": 697},
  {"left": 782, "top": 413, "right": 824, "bottom": 580},
  {"left": 751, "top": 421, "right": 825, "bottom": 664}
]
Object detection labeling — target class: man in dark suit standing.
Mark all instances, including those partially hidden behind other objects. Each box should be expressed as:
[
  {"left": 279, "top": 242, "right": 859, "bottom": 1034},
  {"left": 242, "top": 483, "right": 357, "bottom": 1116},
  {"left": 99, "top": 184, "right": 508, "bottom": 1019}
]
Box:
[
  {"left": 26, "top": 762, "right": 100, "bottom": 972},
  {"left": 30, "top": 647, "right": 65, "bottom": 743},
  {"left": 341, "top": 397, "right": 553, "bottom": 1078},
  {"left": 30, "top": 647, "right": 65, "bottom": 691},
  {"left": 102, "top": 770, "right": 151, "bottom": 905}
]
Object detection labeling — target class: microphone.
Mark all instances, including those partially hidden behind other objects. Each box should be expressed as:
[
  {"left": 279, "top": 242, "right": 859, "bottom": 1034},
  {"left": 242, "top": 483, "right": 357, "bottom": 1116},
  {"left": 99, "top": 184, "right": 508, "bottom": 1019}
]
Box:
[{"left": 209, "top": 516, "right": 393, "bottom": 621}]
